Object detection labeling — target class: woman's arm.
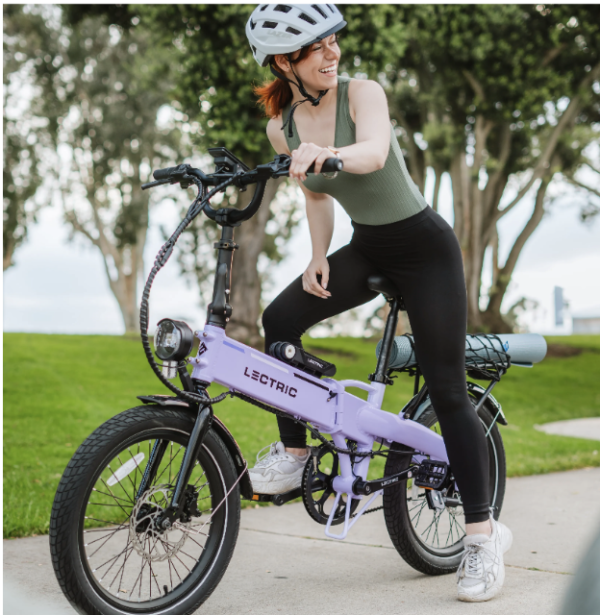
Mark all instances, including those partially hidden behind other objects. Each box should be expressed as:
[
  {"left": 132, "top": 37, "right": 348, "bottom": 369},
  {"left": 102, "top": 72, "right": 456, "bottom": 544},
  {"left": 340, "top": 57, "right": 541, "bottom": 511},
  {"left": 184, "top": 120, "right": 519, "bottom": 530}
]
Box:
[
  {"left": 267, "top": 116, "right": 333, "bottom": 299},
  {"left": 302, "top": 191, "right": 334, "bottom": 299},
  {"left": 289, "top": 79, "right": 390, "bottom": 181}
]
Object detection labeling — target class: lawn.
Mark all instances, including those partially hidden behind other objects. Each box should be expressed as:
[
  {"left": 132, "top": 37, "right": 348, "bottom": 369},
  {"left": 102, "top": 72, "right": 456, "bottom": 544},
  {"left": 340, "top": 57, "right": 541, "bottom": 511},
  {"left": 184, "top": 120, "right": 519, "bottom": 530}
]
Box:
[{"left": 3, "top": 332, "right": 599, "bottom": 538}]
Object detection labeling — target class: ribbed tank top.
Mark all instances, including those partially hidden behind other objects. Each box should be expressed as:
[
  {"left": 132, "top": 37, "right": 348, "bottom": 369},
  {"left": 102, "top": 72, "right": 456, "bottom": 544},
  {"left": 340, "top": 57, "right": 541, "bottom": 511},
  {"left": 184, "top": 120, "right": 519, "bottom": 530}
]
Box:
[{"left": 282, "top": 76, "right": 427, "bottom": 226}]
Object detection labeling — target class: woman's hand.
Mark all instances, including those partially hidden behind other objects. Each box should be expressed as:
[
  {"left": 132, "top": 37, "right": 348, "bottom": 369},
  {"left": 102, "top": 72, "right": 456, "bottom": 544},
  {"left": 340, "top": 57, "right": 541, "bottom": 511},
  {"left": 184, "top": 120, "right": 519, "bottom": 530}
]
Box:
[
  {"left": 289, "top": 142, "right": 336, "bottom": 182},
  {"left": 302, "top": 256, "right": 332, "bottom": 299}
]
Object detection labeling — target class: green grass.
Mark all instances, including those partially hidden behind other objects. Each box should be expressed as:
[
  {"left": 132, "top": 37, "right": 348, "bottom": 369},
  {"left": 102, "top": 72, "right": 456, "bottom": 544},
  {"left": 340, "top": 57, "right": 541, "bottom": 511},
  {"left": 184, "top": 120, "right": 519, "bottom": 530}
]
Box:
[{"left": 4, "top": 333, "right": 600, "bottom": 538}]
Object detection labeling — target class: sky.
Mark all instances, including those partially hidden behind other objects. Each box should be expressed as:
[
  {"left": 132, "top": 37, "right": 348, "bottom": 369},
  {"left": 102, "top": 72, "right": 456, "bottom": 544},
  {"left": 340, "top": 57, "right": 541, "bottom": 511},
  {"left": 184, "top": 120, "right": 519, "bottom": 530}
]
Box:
[{"left": 3, "top": 168, "right": 600, "bottom": 338}]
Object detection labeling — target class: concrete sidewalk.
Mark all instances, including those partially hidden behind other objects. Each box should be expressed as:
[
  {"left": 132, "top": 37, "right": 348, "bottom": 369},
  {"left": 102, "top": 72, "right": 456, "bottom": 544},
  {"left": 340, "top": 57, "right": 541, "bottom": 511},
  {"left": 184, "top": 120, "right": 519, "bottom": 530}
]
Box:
[{"left": 4, "top": 467, "right": 600, "bottom": 615}]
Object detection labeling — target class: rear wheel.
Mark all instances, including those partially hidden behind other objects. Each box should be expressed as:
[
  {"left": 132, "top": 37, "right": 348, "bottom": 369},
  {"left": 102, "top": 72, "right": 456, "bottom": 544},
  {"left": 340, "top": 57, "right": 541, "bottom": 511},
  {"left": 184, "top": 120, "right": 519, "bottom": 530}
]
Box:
[
  {"left": 383, "top": 397, "right": 506, "bottom": 575},
  {"left": 50, "top": 405, "right": 240, "bottom": 615}
]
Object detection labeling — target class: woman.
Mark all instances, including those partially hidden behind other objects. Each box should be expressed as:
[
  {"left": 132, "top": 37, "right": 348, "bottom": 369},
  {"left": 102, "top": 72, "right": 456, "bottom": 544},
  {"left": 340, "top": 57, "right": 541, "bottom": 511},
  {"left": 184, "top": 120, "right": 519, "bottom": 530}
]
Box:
[{"left": 245, "top": 4, "right": 512, "bottom": 602}]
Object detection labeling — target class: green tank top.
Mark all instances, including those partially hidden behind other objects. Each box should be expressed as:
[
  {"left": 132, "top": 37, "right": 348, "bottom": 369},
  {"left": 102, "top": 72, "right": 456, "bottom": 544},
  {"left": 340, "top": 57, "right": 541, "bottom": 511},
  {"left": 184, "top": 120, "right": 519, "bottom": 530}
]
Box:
[{"left": 282, "top": 76, "right": 427, "bottom": 226}]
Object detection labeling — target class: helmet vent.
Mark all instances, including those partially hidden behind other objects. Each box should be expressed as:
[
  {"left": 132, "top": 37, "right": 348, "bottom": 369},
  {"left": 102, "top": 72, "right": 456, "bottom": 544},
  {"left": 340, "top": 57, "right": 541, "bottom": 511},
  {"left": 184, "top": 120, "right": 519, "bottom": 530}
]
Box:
[
  {"left": 262, "top": 21, "right": 278, "bottom": 29},
  {"left": 298, "top": 12, "right": 317, "bottom": 25},
  {"left": 274, "top": 4, "right": 292, "bottom": 13},
  {"left": 312, "top": 5, "right": 327, "bottom": 19},
  {"left": 326, "top": 4, "right": 335, "bottom": 12},
  {"left": 251, "top": 45, "right": 257, "bottom": 54},
  {"left": 260, "top": 5, "right": 268, "bottom": 11},
  {"left": 250, "top": 19, "right": 256, "bottom": 30},
  {"left": 286, "top": 26, "right": 301, "bottom": 35}
]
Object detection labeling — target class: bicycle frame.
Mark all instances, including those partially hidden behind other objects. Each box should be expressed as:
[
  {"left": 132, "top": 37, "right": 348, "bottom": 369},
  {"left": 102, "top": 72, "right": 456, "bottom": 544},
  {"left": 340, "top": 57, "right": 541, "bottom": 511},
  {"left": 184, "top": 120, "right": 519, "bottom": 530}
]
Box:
[
  {"left": 138, "top": 154, "right": 452, "bottom": 541},
  {"left": 189, "top": 323, "right": 448, "bottom": 539}
]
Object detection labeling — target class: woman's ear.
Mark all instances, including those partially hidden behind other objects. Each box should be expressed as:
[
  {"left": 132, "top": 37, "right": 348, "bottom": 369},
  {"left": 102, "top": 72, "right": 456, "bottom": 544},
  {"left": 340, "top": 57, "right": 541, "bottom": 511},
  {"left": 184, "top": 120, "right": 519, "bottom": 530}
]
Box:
[{"left": 273, "top": 54, "right": 290, "bottom": 74}]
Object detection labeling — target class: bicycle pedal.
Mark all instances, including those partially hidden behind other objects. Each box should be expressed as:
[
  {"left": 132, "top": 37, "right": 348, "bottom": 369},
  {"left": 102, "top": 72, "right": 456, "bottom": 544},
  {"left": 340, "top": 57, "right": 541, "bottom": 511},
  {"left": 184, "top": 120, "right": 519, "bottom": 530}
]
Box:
[
  {"left": 413, "top": 460, "right": 449, "bottom": 490},
  {"left": 250, "top": 487, "right": 302, "bottom": 506}
]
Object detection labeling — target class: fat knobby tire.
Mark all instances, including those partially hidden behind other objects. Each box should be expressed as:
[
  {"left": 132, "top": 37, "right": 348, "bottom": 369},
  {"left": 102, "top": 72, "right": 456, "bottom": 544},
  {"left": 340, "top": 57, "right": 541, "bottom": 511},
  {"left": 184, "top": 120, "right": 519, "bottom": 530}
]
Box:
[
  {"left": 49, "top": 405, "right": 241, "bottom": 615},
  {"left": 383, "top": 400, "right": 506, "bottom": 575}
]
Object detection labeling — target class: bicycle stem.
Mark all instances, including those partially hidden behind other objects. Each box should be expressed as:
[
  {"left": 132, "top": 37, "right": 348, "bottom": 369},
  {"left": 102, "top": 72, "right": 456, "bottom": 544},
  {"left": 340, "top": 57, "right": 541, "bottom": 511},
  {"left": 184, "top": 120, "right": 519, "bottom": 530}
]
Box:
[{"left": 207, "top": 225, "right": 237, "bottom": 328}]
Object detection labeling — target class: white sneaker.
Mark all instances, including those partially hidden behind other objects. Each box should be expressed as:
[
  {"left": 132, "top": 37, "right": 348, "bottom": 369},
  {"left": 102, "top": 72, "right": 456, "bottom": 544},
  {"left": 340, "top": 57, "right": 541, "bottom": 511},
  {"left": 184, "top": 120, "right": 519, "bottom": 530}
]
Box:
[
  {"left": 248, "top": 442, "right": 309, "bottom": 495},
  {"left": 456, "top": 517, "right": 513, "bottom": 602}
]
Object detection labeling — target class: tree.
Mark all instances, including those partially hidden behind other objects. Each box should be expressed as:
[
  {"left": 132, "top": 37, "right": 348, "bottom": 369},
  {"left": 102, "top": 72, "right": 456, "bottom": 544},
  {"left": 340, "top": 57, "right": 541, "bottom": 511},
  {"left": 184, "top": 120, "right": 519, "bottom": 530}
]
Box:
[
  {"left": 343, "top": 4, "right": 600, "bottom": 331},
  {"left": 13, "top": 6, "right": 181, "bottom": 333},
  {"left": 4, "top": 6, "right": 182, "bottom": 332},
  {"left": 3, "top": 5, "right": 56, "bottom": 270},
  {"left": 56, "top": 16, "right": 181, "bottom": 333},
  {"left": 117, "top": 5, "right": 301, "bottom": 347}
]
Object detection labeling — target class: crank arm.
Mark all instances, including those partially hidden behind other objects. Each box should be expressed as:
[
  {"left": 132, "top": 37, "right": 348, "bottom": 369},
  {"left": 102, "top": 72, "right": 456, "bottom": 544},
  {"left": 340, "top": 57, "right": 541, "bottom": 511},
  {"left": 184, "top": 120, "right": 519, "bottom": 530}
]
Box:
[
  {"left": 250, "top": 487, "right": 302, "bottom": 506},
  {"left": 352, "top": 465, "right": 419, "bottom": 496}
]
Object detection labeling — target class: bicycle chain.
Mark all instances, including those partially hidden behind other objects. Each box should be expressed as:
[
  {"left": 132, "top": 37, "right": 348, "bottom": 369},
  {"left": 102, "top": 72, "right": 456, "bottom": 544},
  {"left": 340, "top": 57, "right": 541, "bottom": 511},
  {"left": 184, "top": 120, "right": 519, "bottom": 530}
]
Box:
[{"left": 351, "top": 504, "right": 384, "bottom": 518}]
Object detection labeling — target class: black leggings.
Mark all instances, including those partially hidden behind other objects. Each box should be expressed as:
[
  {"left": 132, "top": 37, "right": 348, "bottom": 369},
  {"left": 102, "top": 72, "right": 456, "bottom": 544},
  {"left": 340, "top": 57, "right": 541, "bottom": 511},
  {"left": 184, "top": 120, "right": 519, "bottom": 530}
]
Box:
[{"left": 262, "top": 206, "right": 490, "bottom": 523}]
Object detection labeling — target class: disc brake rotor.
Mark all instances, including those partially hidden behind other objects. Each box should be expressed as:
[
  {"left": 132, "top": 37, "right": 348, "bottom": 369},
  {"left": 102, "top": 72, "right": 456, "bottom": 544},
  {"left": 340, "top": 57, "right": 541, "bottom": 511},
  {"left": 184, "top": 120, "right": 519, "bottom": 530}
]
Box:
[{"left": 129, "top": 485, "right": 190, "bottom": 563}]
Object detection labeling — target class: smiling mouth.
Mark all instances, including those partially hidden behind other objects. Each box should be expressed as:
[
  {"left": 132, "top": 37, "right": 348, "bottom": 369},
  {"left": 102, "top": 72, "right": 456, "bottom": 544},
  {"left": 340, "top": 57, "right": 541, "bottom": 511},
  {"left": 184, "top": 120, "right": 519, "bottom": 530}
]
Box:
[{"left": 319, "top": 64, "right": 337, "bottom": 74}]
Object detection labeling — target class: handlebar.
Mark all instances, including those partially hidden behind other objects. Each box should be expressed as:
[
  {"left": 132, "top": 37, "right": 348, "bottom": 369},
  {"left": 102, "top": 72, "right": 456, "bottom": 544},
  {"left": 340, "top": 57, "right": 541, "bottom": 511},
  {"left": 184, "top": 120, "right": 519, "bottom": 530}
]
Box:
[{"left": 142, "top": 152, "right": 343, "bottom": 226}]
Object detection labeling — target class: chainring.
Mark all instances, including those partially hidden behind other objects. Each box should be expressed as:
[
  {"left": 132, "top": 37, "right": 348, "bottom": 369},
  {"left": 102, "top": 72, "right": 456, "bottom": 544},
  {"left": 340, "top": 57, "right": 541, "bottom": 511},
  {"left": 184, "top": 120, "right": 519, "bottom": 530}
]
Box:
[
  {"left": 301, "top": 444, "right": 359, "bottom": 526},
  {"left": 129, "top": 485, "right": 190, "bottom": 563}
]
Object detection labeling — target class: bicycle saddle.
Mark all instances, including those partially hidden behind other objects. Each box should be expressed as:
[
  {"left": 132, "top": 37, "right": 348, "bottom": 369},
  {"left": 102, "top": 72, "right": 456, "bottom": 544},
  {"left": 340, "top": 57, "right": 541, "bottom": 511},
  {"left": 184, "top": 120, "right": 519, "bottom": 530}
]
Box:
[{"left": 367, "top": 274, "right": 399, "bottom": 300}]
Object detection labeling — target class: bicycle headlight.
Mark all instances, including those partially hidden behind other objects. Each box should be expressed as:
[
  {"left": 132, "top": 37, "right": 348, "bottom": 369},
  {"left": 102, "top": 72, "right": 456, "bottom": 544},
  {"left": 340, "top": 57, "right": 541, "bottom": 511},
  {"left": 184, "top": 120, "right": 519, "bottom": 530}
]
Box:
[{"left": 154, "top": 319, "right": 194, "bottom": 362}]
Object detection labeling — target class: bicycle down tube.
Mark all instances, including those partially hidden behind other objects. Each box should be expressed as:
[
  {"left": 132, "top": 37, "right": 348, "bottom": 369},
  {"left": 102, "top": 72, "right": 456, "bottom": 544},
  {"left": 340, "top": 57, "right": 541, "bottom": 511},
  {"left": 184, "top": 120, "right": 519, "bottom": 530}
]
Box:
[{"left": 191, "top": 325, "right": 449, "bottom": 465}]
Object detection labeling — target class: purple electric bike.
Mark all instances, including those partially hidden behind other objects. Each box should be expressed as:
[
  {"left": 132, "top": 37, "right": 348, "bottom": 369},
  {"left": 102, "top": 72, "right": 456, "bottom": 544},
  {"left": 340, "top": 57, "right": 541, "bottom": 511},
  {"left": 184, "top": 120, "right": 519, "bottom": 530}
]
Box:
[{"left": 50, "top": 149, "right": 546, "bottom": 615}]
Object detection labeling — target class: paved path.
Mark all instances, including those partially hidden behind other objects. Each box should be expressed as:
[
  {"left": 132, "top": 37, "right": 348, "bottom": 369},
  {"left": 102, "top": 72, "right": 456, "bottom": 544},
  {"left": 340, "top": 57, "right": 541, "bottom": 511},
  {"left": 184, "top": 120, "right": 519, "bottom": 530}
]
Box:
[
  {"left": 535, "top": 417, "right": 600, "bottom": 441},
  {"left": 4, "top": 467, "right": 600, "bottom": 615}
]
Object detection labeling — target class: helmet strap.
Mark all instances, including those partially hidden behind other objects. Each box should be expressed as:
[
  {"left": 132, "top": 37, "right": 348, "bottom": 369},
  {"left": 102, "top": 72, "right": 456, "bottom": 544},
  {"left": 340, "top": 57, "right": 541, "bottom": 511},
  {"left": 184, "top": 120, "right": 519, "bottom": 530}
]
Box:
[{"left": 270, "top": 55, "right": 328, "bottom": 138}]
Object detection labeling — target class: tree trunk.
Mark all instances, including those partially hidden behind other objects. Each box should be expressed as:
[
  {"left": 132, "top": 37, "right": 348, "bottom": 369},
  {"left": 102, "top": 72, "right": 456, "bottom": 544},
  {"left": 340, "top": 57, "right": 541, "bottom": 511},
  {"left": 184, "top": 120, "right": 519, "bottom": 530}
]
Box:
[
  {"left": 65, "top": 188, "right": 149, "bottom": 335},
  {"left": 482, "top": 172, "right": 552, "bottom": 330},
  {"left": 3, "top": 236, "right": 15, "bottom": 271},
  {"left": 227, "top": 178, "right": 284, "bottom": 348}
]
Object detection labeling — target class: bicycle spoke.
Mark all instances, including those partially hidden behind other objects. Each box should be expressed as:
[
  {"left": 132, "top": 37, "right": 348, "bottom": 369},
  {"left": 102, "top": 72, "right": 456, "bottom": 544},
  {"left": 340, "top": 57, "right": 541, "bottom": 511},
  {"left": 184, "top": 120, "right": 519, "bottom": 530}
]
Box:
[
  {"left": 93, "top": 542, "right": 133, "bottom": 574},
  {"left": 86, "top": 526, "right": 128, "bottom": 558},
  {"left": 98, "top": 477, "right": 134, "bottom": 516},
  {"left": 92, "top": 488, "right": 133, "bottom": 505},
  {"left": 410, "top": 500, "right": 426, "bottom": 526},
  {"left": 154, "top": 444, "right": 183, "bottom": 486},
  {"left": 77, "top": 428, "right": 232, "bottom": 607},
  {"left": 116, "top": 453, "right": 139, "bottom": 495},
  {"left": 111, "top": 536, "right": 134, "bottom": 593}
]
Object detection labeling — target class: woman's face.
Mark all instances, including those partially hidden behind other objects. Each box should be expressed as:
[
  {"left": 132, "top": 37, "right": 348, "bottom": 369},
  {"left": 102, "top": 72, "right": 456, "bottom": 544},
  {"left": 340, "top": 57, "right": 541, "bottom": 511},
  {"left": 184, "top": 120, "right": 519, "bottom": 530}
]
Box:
[{"left": 275, "top": 34, "right": 341, "bottom": 92}]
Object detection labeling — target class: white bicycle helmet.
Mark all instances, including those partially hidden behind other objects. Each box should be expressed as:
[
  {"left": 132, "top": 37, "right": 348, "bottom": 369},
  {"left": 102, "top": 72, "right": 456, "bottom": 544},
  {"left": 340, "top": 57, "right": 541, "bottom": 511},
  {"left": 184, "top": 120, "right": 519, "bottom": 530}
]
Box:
[{"left": 246, "top": 4, "right": 346, "bottom": 67}]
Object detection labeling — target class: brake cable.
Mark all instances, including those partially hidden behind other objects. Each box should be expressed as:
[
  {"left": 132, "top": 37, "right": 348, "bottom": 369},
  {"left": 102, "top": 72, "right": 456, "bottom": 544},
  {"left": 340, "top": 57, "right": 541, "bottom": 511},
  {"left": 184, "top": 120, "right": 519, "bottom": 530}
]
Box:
[{"left": 139, "top": 172, "right": 239, "bottom": 405}]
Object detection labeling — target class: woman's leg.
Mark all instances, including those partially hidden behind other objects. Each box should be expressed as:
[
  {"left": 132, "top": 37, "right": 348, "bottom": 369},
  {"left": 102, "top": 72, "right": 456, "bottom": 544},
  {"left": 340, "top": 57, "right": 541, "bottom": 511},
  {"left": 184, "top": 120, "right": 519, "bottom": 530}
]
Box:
[
  {"left": 262, "top": 243, "right": 378, "bottom": 449},
  {"left": 352, "top": 209, "right": 491, "bottom": 526}
]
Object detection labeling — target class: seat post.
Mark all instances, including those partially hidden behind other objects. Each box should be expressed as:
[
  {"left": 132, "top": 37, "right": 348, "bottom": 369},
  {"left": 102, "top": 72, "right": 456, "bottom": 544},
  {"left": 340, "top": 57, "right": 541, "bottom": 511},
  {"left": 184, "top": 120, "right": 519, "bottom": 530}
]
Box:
[{"left": 370, "top": 299, "right": 400, "bottom": 384}]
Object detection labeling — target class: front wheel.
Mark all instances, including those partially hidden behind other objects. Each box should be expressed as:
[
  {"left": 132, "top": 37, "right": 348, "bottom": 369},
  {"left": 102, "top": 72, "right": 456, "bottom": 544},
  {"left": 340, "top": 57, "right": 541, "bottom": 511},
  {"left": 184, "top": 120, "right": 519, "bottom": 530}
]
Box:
[
  {"left": 383, "top": 397, "right": 506, "bottom": 575},
  {"left": 50, "top": 405, "right": 241, "bottom": 615}
]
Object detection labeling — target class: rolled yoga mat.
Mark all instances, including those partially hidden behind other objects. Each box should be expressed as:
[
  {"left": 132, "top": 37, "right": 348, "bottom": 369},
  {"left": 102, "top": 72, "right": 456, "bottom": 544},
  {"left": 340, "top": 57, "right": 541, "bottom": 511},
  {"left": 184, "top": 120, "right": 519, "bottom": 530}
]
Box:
[{"left": 375, "top": 333, "right": 547, "bottom": 370}]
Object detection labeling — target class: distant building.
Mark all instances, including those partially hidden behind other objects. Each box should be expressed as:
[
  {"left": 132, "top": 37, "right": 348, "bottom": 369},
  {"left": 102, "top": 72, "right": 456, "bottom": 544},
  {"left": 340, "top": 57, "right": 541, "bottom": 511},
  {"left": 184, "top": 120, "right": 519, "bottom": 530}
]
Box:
[
  {"left": 554, "top": 286, "right": 565, "bottom": 326},
  {"left": 572, "top": 308, "right": 600, "bottom": 334}
]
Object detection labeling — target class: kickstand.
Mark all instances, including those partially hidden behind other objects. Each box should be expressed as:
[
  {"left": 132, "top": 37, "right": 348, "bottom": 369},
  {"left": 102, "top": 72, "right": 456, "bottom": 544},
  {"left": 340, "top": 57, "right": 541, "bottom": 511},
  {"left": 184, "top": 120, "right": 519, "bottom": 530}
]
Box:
[{"left": 324, "top": 490, "right": 383, "bottom": 540}]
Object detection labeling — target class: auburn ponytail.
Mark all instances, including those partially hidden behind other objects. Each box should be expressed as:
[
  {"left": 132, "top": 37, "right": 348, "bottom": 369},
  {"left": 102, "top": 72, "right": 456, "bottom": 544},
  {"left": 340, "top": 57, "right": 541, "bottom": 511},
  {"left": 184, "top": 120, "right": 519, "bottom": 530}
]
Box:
[
  {"left": 253, "top": 77, "right": 293, "bottom": 119},
  {"left": 253, "top": 47, "right": 313, "bottom": 118}
]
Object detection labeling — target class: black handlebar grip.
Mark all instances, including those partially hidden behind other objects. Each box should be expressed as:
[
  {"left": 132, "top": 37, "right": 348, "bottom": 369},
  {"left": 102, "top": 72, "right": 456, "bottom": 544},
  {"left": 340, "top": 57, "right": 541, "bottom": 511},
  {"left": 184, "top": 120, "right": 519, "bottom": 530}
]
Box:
[
  {"left": 306, "top": 158, "right": 343, "bottom": 174},
  {"left": 153, "top": 166, "right": 179, "bottom": 180},
  {"left": 321, "top": 157, "right": 343, "bottom": 173}
]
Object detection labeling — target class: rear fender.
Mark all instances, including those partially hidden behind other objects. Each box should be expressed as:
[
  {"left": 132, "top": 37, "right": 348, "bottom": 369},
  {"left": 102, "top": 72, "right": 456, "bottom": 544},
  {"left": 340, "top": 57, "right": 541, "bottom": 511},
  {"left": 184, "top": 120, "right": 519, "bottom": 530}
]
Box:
[
  {"left": 137, "top": 395, "right": 253, "bottom": 499},
  {"left": 407, "top": 384, "right": 507, "bottom": 426}
]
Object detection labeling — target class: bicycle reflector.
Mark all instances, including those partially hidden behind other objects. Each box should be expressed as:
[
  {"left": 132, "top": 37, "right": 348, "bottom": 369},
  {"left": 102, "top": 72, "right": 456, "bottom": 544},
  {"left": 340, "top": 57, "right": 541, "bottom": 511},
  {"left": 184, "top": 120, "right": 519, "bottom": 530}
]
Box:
[{"left": 154, "top": 319, "right": 194, "bottom": 362}]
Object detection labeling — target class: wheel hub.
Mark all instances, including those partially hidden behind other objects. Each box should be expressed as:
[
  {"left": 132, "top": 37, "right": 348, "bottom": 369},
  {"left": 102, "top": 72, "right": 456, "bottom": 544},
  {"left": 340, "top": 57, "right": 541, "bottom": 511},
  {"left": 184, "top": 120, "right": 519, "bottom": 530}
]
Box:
[{"left": 129, "top": 485, "right": 191, "bottom": 562}]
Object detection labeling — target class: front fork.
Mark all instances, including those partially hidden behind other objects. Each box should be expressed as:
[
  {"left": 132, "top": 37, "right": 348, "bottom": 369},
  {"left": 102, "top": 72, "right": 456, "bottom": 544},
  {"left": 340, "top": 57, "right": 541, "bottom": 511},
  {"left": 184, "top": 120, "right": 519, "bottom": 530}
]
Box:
[{"left": 136, "top": 379, "right": 214, "bottom": 529}]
